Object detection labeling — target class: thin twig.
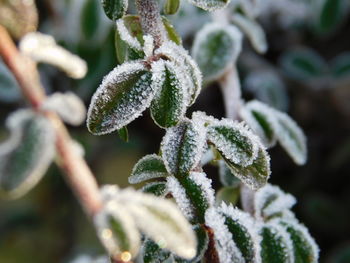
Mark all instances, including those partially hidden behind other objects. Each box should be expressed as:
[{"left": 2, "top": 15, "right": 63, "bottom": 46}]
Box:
[{"left": 0, "top": 25, "right": 102, "bottom": 217}]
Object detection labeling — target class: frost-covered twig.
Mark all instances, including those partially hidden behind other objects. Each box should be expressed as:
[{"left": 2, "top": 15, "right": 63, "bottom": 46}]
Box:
[{"left": 0, "top": 25, "right": 103, "bottom": 218}]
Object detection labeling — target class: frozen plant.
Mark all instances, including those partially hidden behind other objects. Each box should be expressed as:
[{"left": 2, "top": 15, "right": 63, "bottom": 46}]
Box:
[{"left": 0, "top": 0, "right": 320, "bottom": 263}]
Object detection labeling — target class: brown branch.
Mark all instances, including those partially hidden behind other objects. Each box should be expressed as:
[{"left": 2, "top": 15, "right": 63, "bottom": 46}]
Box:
[{"left": 0, "top": 25, "right": 102, "bottom": 217}]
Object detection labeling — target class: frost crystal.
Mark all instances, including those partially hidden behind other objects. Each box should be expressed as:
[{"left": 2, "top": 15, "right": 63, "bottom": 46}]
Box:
[
  {"left": 207, "top": 119, "right": 260, "bottom": 167},
  {"left": 254, "top": 184, "right": 296, "bottom": 221},
  {"left": 42, "top": 92, "right": 86, "bottom": 126},
  {"left": 0, "top": 110, "right": 55, "bottom": 199},
  {"left": 19, "top": 32, "right": 87, "bottom": 79},
  {"left": 143, "top": 35, "right": 154, "bottom": 58},
  {"left": 166, "top": 176, "right": 195, "bottom": 220},
  {"left": 161, "top": 119, "right": 207, "bottom": 175},
  {"left": 205, "top": 207, "right": 245, "bottom": 263},
  {"left": 87, "top": 61, "right": 156, "bottom": 135},
  {"left": 116, "top": 19, "right": 142, "bottom": 51},
  {"left": 188, "top": 0, "right": 230, "bottom": 11},
  {"left": 189, "top": 172, "right": 215, "bottom": 207}
]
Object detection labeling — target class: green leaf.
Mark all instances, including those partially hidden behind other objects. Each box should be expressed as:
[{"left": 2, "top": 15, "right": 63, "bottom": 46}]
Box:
[
  {"left": 316, "top": 0, "right": 346, "bottom": 34},
  {"left": 142, "top": 182, "right": 168, "bottom": 197},
  {"left": 161, "top": 17, "right": 182, "bottom": 45},
  {"left": 216, "top": 186, "right": 240, "bottom": 206},
  {"left": 0, "top": 110, "right": 55, "bottom": 199},
  {"left": 87, "top": 61, "right": 156, "bottom": 135},
  {"left": 0, "top": 59, "right": 21, "bottom": 103},
  {"left": 279, "top": 220, "right": 319, "bottom": 263},
  {"left": 188, "top": 0, "right": 230, "bottom": 11},
  {"left": 81, "top": 0, "right": 101, "bottom": 40},
  {"left": 259, "top": 223, "right": 293, "bottom": 263},
  {"left": 218, "top": 160, "right": 241, "bottom": 187},
  {"left": 142, "top": 238, "right": 171, "bottom": 263},
  {"left": 231, "top": 13, "right": 267, "bottom": 54},
  {"left": 175, "top": 224, "right": 209, "bottom": 263},
  {"left": 279, "top": 48, "right": 328, "bottom": 81},
  {"left": 117, "top": 126, "right": 129, "bottom": 142},
  {"left": 164, "top": 0, "right": 180, "bottom": 15},
  {"left": 161, "top": 119, "right": 206, "bottom": 175},
  {"left": 94, "top": 200, "right": 141, "bottom": 258},
  {"left": 330, "top": 52, "right": 350, "bottom": 79},
  {"left": 101, "top": 0, "right": 128, "bottom": 21},
  {"left": 207, "top": 120, "right": 259, "bottom": 167},
  {"left": 129, "top": 154, "right": 168, "bottom": 184},
  {"left": 150, "top": 60, "right": 186, "bottom": 128},
  {"left": 224, "top": 148, "right": 270, "bottom": 190},
  {"left": 192, "top": 23, "right": 242, "bottom": 81}
]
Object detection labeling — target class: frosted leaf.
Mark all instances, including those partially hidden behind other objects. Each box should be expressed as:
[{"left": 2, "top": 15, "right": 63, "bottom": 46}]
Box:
[
  {"left": 254, "top": 184, "right": 296, "bottom": 221},
  {"left": 118, "top": 188, "right": 197, "bottom": 259},
  {"left": 155, "top": 41, "right": 202, "bottom": 106},
  {"left": 87, "top": 61, "right": 156, "bottom": 135},
  {"left": 142, "top": 182, "right": 168, "bottom": 197},
  {"left": 258, "top": 222, "right": 294, "bottom": 263},
  {"left": 278, "top": 219, "right": 319, "bottom": 263},
  {"left": 189, "top": 172, "right": 215, "bottom": 207},
  {"left": 116, "top": 18, "right": 143, "bottom": 51},
  {"left": 41, "top": 92, "right": 86, "bottom": 126},
  {"left": 216, "top": 186, "right": 240, "bottom": 206},
  {"left": 231, "top": 13, "right": 267, "bottom": 54},
  {"left": 207, "top": 119, "right": 260, "bottom": 167},
  {"left": 238, "top": 0, "right": 262, "bottom": 19},
  {"left": 161, "top": 119, "right": 206, "bottom": 175},
  {"left": 143, "top": 35, "right": 155, "bottom": 58},
  {"left": 218, "top": 203, "right": 262, "bottom": 263},
  {"left": 94, "top": 199, "right": 141, "bottom": 258},
  {"left": 218, "top": 160, "right": 240, "bottom": 187},
  {"left": 161, "top": 17, "right": 182, "bottom": 45},
  {"left": 243, "top": 70, "right": 289, "bottom": 112},
  {"left": 273, "top": 110, "right": 307, "bottom": 165},
  {"left": 0, "top": 110, "right": 55, "bottom": 199},
  {"left": 187, "top": 0, "right": 230, "bottom": 11},
  {"left": 205, "top": 207, "right": 245, "bottom": 263},
  {"left": 129, "top": 154, "right": 168, "bottom": 184},
  {"left": 101, "top": 0, "right": 128, "bottom": 21},
  {"left": 240, "top": 100, "right": 278, "bottom": 147},
  {"left": 19, "top": 32, "right": 87, "bottom": 79},
  {"left": 69, "top": 255, "right": 110, "bottom": 263},
  {"left": 142, "top": 238, "right": 171, "bottom": 263},
  {"left": 201, "top": 147, "right": 215, "bottom": 166},
  {"left": 192, "top": 23, "right": 242, "bottom": 81},
  {"left": 224, "top": 147, "right": 271, "bottom": 190},
  {"left": 166, "top": 176, "right": 195, "bottom": 220},
  {"left": 150, "top": 60, "right": 188, "bottom": 128},
  {"left": 192, "top": 111, "right": 216, "bottom": 126}
]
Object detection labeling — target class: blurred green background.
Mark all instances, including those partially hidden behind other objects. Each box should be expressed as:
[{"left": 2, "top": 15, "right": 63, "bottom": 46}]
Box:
[{"left": 1, "top": 0, "right": 350, "bottom": 262}]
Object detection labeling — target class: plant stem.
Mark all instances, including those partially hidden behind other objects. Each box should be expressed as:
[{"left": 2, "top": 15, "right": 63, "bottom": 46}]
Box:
[
  {"left": 135, "top": 0, "right": 166, "bottom": 48},
  {"left": 0, "top": 25, "right": 102, "bottom": 217}
]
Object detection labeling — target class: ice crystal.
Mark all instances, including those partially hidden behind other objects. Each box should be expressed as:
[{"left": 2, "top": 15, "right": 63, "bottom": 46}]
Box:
[
  {"left": 254, "top": 184, "right": 296, "bottom": 221},
  {"left": 87, "top": 60, "right": 156, "bottom": 135},
  {"left": 161, "top": 119, "right": 207, "bottom": 175},
  {"left": 192, "top": 22, "right": 242, "bottom": 81},
  {"left": 0, "top": 110, "right": 55, "bottom": 199},
  {"left": 166, "top": 176, "right": 195, "bottom": 220},
  {"left": 189, "top": 172, "right": 215, "bottom": 207},
  {"left": 116, "top": 18, "right": 142, "bottom": 51},
  {"left": 188, "top": 0, "right": 230, "bottom": 11},
  {"left": 207, "top": 119, "right": 260, "bottom": 167},
  {"left": 143, "top": 35, "right": 154, "bottom": 58},
  {"left": 19, "top": 32, "right": 87, "bottom": 79},
  {"left": 129, "top": 154, "right": 168, "bottom": 184},
  {"left": 231, "top": 13, "right": 267, "bottom": 54},
  {"left": 42, "top": 92, "right": 86, "bottom": 126},
  {"left": 205, "top": 207, "right": 245, "bottom": 263}
]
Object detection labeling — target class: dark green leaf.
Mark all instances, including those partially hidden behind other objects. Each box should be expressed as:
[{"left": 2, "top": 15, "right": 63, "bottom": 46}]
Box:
[
  {"left": 164, "top": 0, "right": 180, "bottom": 15},
  {"left": 0, "top": 110, "right": 55, "bottom": 199},
  {"left": 101, "top": 0, "right": 128, "bottom": 21},
  {"left": 81, "top": 0, "right": 100, "bottom": 40},
  {"left": 117, "top": 126, "right": 129, "bottom": 142},
  {"left": 142, "top": 182, "right": 168, "bottom": 197},
  {"left": 317, "top": 0, "right": 346, "bottom": 34},
  {"left": 162, "top": 17, "right": 182, "bottom": 45},
  {"left": 129, "top": 154, "right": 168, "bottom": 184},
  {"left": 142, "top": 238, "right": 171, "bottom": 263},
  {"left": 87, "top": 61, "right": 155, "bottom": 135}
]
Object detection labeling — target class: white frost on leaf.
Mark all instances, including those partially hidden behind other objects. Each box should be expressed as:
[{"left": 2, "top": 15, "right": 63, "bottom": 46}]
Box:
[
  {"left": 231, "top": 13, "right": 267, "bottom": 54},
  {"left": 218, "top": 202, "right": 262, "bottom": 263},
  {"left": 69, "top": 255, "right": 110, "bottom": 263},
  {"left": 143, "top": 35, "right": 154, "bottom": 58},
  {"left": 41, "top": 92, "right": 86, "bottom": 126},
  {"left": 0, "top": 110, "right": 55, "bottom": 199},
  {"left": 254, "top": 184, "right": 296, "bottom": 221},
  {"left": 205, "top": 207, "right": 245, "bottom": 263},
  {"left": 166, "top": 176, "right": 195, "bottom": 220},
  {"left": 189, "top": 172, "right": 215, "bottom": 207},
  {"left": 207, "top": 119, "right": 260, "bottom": 167},
  {"left": 187, "top": 0, "right": 230, "bottom": 11},
  {"left": 116, "top": 18, "right": 142, "bottom": 51},
  {"left": 19, "top": 32, "right": 87, "bottom": 79},
  {"left": 161, "top": 119, "right": 207, "bottom": 175}
]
